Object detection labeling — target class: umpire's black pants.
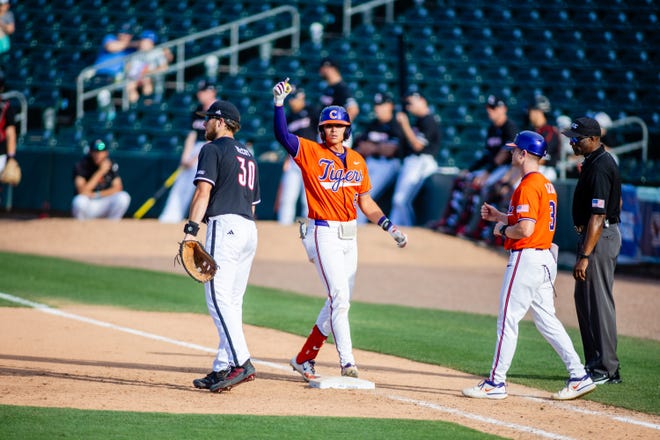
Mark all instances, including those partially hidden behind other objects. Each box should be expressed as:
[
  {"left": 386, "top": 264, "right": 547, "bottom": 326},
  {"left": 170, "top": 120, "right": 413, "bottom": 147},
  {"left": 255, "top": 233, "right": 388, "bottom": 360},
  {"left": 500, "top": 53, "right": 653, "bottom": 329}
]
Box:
[{"left": 574, "top": 224, "right": 621, "bottom": 377}]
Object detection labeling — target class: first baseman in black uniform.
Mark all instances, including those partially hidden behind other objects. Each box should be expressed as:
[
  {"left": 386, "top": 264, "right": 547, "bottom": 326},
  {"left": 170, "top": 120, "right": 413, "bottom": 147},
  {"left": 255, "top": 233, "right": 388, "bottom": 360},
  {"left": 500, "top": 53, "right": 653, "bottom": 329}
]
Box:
[
  {"left": 182, "top": 100, "right": 261, "bottom": 393},
  {"left": 563, "top": 116, "right": 623, "bottom": 385}
]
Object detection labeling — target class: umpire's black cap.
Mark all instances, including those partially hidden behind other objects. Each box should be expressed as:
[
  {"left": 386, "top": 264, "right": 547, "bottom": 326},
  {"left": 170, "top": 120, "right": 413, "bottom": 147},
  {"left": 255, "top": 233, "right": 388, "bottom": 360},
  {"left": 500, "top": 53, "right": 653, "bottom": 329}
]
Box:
[{"left": 196, "top": 100, "right": 241, "bottom": 124}]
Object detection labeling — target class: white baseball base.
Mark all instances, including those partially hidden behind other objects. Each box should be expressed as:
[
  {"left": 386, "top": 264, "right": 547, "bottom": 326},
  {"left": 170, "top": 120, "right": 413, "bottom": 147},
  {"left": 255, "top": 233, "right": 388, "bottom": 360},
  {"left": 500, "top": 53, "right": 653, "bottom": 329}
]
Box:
[{"left": 308, "top": 376, "right": 375, "bottom": 390}]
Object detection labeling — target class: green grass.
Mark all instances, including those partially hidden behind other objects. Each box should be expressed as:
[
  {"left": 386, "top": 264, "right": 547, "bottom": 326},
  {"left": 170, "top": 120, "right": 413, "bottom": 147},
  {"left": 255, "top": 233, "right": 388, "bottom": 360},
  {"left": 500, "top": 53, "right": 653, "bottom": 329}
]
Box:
[
  {"left": 0, "top": 405, "right": 503, "bottom": 440},
  {"left": 1, "top": 251, "right": 659, "bottom": 416}
]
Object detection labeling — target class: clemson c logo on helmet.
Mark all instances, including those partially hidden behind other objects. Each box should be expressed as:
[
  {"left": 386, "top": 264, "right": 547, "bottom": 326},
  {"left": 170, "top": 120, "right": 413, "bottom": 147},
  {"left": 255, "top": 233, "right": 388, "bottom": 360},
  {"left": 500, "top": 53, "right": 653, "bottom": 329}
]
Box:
[{"left": 329, "top": 109, "right": 339, "bottom": 119}]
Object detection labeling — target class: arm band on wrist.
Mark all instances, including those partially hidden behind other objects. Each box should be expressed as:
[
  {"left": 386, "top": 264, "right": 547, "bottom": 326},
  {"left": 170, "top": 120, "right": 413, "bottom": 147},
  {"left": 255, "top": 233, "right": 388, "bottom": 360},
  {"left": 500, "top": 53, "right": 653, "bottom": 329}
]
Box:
[
  {"left": 378, "top": 215, "right": 392, "bottom": 231},
  {"left": 578, "top": 253, "right": 590, "bottom": 260},
  {"left": 499, "top": 224, "right": 508, "bottom": 238},
  {"left": 183, "top": 220, "right": 200, "bottom": 236}
]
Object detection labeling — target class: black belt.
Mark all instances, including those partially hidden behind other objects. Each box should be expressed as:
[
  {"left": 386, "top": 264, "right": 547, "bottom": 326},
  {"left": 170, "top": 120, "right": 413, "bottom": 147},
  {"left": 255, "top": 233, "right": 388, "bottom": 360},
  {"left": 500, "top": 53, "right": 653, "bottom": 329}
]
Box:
[{"left": 511, "top": 248, "right": 547, "bottom": 252}]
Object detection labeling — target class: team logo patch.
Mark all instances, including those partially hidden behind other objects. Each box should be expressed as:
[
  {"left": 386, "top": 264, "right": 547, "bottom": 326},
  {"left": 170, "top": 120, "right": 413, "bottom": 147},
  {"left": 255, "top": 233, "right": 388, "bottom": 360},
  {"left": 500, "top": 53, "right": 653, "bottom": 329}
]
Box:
[
  {"left": 516, "top": 204, "right": 530, "bottom": 213},
  {"left": 592, "top": 198, "right": 605, "bottom": 209}
]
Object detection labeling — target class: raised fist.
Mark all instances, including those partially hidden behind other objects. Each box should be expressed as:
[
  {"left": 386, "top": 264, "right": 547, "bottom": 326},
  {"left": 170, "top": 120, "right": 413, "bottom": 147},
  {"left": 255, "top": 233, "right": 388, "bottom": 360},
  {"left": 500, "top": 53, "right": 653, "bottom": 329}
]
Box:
[{"left": 273, "top": 78, "right": 292, "bottom": 106}]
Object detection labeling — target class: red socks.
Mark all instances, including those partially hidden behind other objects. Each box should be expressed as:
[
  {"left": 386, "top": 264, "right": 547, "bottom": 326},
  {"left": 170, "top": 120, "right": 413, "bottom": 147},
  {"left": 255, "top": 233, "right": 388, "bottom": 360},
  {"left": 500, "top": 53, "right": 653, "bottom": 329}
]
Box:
[{"left": 296, "top": 325, "right": 327, "bottom": 364}]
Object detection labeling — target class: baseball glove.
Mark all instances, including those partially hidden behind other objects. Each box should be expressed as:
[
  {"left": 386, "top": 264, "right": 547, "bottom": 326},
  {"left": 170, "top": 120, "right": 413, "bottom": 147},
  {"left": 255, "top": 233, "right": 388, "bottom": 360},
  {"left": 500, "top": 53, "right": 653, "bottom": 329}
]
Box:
[
  {"left": 0, "top": 158, "right": 21, "bottom": 186},
  {"left": 175, "top": 240, "right": 218, "bottom": 283}
]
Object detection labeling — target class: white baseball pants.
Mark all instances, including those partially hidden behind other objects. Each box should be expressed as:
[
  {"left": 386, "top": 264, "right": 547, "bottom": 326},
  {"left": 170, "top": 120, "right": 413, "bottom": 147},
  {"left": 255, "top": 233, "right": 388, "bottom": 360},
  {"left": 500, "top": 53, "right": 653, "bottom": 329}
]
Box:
[
  {"left": 489, "top": 248, "right": 587, "bottom": 384},
  {"left": 204, "top": 214, "right": 258, "bottom": 371},
  {"left": 303, "top": 220, "right": 358, "bottom": 367}
]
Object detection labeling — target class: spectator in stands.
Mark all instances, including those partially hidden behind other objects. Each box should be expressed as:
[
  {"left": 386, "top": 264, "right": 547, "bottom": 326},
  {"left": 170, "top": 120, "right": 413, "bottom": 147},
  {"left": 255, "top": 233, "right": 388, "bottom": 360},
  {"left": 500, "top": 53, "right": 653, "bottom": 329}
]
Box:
[
  {"left": 159, "top": 79, "right": 217, "bottom": 223},
  {"left": 593, "top": 111, "right": 619, "bottom": 165},
  {"left": 0, "top": 0, "right": 15, "bottom": 57},
  {"left": 72, "top": 140, "right": 131, "bottom": 220},
  {"left": 430, "top": 94, "right": 518, "bottom": 236},
  {"left": 354, "top": 92, "right": 404, "bottom": 224},
  {"left": 390, "top": 92, "right": 440, "bottom": 226},
  {"left": 94, "top": 23, "right": 137, "bottom": 82},
  {"left": 526, "top": 94, "right": 559, "bottom": 181},
  {"left": 125, "top": 30, "right": 173, "bottom": 105},
  {"left": 318, "top": 57, "right": 359, "bottom": 145},
  {"left": 0, "top": 68, "right": 17, "bottom": 188},
  {"left": 275, "top": 88, "right": 319, "bottom": 224}
]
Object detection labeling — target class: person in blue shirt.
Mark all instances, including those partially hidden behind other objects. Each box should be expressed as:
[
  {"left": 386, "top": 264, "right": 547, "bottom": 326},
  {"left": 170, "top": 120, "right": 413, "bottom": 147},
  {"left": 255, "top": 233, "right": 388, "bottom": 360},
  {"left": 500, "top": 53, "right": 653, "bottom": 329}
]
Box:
[{"left": 94, "top": 23, "right": 137, "bottom": 81}]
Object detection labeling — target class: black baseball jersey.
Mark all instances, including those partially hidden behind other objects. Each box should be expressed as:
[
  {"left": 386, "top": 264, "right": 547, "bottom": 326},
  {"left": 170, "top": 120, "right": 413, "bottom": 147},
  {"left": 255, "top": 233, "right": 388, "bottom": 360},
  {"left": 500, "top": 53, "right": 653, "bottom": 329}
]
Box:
[
  {"left": 320, "top": 81, "right": 357, "bottom": 110},
  {"left": 288, "top": 106, "right": 319, "bottom": 142},
  {"left": 191, "top": 104, "right": 207, "bottom": 143},
  {"left": 194, "top": 136, "right": 261, "bottom": 221},
  {"left": 0, "top": 100, "right": 17, "bottom": 156},
  {"left": 469, "top": 119, "right": 518, "bottom": 172},
  {"left": 572, "top": 144, "right": 621, "bottom": 227},
  {"left": 72, "top": 156, "right": 121, "bottom": 194},
  {"left": 404, "top": 113, "right": 441, "bottom": 158},
  {"left": 356, "top": 117, "right": 405, "bottom": 159}
]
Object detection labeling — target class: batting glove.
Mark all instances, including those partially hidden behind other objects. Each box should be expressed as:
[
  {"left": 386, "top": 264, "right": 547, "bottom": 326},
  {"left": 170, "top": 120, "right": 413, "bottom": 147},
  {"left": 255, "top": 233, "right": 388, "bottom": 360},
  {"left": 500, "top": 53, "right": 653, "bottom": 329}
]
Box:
[
  {"left": 378, "top": 216, "right": 408, "bottom": 248},
  {"left": 273, "top": 77, "right": 292, "bottom": 106},
  {"left": 389, "top": 225, "right": 408, "bottom": 248}
]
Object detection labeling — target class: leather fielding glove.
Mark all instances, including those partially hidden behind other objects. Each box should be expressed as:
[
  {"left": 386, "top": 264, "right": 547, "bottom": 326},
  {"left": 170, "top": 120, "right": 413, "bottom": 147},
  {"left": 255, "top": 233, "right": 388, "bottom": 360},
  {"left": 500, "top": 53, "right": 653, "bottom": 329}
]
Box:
[{"left": 273, "top": 77, "right": 292, "bottom": 106}]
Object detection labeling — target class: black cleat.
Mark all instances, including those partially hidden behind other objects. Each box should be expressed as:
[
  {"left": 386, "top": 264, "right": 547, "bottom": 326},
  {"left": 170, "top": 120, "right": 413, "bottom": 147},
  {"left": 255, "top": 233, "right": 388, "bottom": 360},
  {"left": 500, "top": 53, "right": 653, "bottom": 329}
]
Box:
[
  {"left": 209, "top": 360, "right": 256, "bottom": 393},
  {"left": 193, "top": 370, "right": 229, "bottom": 389}
]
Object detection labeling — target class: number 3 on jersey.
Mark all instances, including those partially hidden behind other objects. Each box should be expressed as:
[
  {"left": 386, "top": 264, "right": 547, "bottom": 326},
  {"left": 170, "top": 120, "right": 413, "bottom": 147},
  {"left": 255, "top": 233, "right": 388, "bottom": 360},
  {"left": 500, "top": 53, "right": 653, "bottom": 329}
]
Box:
[
  {"left": 545, "top": 183, "right": 557, "bottom": 231},
  {"left": 237, "top": 156, "right": 256, "bottom": 190}
]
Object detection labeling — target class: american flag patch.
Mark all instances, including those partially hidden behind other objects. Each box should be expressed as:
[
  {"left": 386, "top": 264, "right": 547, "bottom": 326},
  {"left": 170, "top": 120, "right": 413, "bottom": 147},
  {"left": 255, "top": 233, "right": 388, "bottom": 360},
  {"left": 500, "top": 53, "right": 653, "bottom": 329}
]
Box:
[
  {"left": 517, "top": 204, "right": 530, "bottom": 213},
  {"left": 592, "top": 198, "right": 605, "bottom": 209}
]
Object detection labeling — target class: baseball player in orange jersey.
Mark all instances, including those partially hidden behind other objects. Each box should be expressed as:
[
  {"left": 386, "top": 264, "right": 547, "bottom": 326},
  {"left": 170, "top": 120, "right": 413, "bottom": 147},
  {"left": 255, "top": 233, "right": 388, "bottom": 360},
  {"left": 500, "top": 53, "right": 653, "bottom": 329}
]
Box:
[
  {"left": 462, "top": 131, "right": 596, "bottom": 401},
  {"left": 273, "top": 78, "right": 407, "bottom": 380}
]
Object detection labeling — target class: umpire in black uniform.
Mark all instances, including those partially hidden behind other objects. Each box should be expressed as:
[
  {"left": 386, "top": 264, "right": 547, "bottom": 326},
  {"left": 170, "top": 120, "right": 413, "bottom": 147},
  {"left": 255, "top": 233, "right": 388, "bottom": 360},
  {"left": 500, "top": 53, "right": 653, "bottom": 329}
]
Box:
[{"left": 562, "top": 116, "right": 622, "bottom": 385}]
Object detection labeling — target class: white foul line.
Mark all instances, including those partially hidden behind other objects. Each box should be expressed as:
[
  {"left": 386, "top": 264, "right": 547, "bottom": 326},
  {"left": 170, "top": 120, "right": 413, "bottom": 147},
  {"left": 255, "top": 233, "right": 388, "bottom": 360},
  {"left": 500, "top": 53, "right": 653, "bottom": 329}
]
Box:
[
  {"left": 385, "top": 394, "right": 575, "bottom": 440},
  {"left": 2, "top": 292, "right": 659, "bottom": 436}
]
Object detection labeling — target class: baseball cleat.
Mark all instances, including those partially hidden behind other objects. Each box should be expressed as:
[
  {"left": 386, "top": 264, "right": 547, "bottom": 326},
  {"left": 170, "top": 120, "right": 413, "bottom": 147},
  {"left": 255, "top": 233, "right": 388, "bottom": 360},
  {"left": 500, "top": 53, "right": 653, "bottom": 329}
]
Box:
[
  {"left": 462, "top": 379, "right": 508, "bottom": 400},
  {"left": 193, "top": 370, "right": 229, "bottom": 389},
  {"left": 552, "top": 374, "right": 596, "bottom": 400},
  {"left": 290, "top": 357, "right": 319, "bottom": 382},
  {"left": 209, "top": 360, "right": 256, "bottom": 393},
  {"left": 341, "top": 363, "right": 359, "bottom": 378}
]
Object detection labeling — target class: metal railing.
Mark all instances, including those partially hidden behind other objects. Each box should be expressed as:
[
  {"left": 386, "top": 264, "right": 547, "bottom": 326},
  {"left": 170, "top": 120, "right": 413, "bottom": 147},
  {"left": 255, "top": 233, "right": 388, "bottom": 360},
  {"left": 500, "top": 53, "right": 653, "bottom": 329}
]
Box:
[
  {"left": 1, "top": 91, "right": 28, "bottom": 137},
  {"left": 76, "top": 6, "right": 300, "bottom": 119},
  {"left": 558, "top": 116, "right": 649, "bottom": 180},
  {"left": 343, "top": 0, "right": 396, "bottom": 37}
]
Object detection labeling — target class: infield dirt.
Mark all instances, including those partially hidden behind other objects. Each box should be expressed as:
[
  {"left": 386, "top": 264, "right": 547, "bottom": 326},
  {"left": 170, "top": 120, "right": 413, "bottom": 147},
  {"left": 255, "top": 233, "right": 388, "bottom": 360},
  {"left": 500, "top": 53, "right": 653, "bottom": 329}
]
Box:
[{"left": 1, "top": 219, "right": 658, "bottom": 439}]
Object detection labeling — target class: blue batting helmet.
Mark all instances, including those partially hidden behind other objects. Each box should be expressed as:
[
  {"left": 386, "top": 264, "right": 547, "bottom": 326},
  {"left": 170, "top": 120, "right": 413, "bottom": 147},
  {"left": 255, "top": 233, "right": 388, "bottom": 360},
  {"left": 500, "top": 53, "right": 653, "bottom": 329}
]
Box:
[
  {"left": 506, "top": 130, "right": 547, "bottom": 157},
  {"left": 318, "top": 105, "right": 351, "bottom": 141}
]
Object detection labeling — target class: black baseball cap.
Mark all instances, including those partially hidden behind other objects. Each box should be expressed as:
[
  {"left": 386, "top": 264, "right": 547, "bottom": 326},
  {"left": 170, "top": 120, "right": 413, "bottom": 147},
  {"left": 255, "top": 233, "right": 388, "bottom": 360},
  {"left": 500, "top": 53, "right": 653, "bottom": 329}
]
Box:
[
  {"left": 197, "top": 79, "right": 216, "bottom": 92},
  {"left": 486, "top": 94, "right": 506, "bottom": 109},
  {"left": 196, "top": 100, "right": 241, "bottom": 124},
  {"left": 118, "top": 23, "right": 134, "bottom": 35},
  {"left": 374, "top": 92, "right": 394, "bottom": 105},
  {"left": 90, "top": 139, "right": 108, "bottom": 152},
  {"left": 561, "top": 117, "right": 601, "bottom": 138},
  {"left": 320, "top": 57, "right": 339, "bottom": 69}
]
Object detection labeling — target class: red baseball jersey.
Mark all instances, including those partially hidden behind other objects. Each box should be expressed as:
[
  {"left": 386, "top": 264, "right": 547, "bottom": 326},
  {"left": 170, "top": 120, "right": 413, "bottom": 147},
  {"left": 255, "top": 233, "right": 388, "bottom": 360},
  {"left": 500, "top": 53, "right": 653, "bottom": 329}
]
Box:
[
  {"left": 505, "top": 171, "right": 557, "bottom": 251},
  {"left": 294, "top": 137, "right": 371, "bottom": 221}
]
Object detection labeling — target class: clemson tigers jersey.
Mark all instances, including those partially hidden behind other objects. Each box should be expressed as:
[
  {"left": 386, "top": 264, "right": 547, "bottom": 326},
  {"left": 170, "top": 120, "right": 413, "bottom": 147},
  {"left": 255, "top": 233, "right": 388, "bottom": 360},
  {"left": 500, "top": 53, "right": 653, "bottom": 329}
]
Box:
[
  {"left": 294, "top": 136, "right": 371, "bottom": 221},
  {"left": 505, "top": 171, "right": 557, "bottom": 251}
]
